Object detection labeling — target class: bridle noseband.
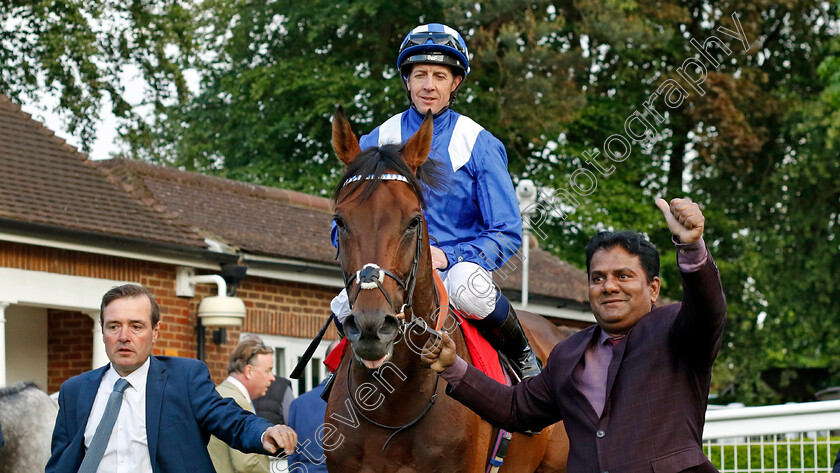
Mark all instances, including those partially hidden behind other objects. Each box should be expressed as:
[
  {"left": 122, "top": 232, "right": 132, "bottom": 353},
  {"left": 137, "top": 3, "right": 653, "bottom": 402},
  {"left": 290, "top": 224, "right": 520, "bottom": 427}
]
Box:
[{"left": 337, "top": 174, "right": 425, "bottom": 326}]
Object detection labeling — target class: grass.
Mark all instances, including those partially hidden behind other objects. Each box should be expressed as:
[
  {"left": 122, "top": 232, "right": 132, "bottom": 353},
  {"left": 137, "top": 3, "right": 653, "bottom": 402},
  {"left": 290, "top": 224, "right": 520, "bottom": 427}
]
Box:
[{"left": 704, "top": 436, "right": 840, "bottom": 473}]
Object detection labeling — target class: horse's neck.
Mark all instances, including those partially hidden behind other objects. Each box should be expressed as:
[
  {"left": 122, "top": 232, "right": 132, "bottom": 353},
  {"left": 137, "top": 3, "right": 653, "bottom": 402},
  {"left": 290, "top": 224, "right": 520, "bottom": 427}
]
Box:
[{"left": 410, "top": 250, "right": 473, "bottom": 360}]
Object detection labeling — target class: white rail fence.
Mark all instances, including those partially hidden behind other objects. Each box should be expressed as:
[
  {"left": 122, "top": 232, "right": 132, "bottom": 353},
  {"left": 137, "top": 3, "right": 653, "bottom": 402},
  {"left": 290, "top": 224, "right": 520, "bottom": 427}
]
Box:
[{"left": 703, "top": 400, "right": 840, "bottom": 472}]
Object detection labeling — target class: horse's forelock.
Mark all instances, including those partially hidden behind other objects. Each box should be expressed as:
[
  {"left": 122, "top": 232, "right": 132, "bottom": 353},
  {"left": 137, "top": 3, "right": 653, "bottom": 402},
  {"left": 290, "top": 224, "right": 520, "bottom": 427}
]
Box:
[{"left": 333, "top": 144, "right": 441, "bottom": 208}]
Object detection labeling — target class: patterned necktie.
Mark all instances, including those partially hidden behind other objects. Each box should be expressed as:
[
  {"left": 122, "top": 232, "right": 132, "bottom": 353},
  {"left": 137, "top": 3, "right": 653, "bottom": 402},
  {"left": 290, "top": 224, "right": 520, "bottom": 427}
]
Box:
[{"left": 79, "top": 378, "right": 131, "bottom": 473}]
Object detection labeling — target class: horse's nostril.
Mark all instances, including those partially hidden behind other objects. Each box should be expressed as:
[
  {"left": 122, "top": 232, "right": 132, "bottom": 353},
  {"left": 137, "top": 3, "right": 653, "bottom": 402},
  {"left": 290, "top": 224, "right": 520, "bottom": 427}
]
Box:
[
  {"left": 344, "top": 316, "right": 361, "bottom": 341},
  {"left": 379, "top": 314, "right": 400, "bottom": 338}
]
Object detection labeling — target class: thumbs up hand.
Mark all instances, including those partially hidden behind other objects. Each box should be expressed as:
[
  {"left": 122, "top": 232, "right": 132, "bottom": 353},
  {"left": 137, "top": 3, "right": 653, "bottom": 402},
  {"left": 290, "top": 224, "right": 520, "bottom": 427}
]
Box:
[{"left": 655, "top": 197, "right": 705, "bottom": 244}]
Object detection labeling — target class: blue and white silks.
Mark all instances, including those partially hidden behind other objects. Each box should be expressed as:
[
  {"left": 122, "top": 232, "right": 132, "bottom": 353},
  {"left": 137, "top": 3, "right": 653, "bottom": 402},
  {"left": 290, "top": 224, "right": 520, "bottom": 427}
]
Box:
[{"left": 333, "top": 107, "right": 523, "bottom": 272}]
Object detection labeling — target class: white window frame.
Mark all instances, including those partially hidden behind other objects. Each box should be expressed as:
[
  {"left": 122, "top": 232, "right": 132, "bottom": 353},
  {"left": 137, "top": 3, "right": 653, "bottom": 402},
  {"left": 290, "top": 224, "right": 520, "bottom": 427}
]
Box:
[{"left": 242, "top": 333, "right": 338, "bottom": 397}]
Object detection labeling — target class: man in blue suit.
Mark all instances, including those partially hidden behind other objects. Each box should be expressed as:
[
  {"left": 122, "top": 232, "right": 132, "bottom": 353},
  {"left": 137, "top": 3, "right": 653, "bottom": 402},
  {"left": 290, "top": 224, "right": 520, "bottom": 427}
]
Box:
[
  {"left": 285, "top": 340, "right": 340, "bottom": 473},
  {"left": 46, "top": 284, "right": 297, "bottom": 473}
]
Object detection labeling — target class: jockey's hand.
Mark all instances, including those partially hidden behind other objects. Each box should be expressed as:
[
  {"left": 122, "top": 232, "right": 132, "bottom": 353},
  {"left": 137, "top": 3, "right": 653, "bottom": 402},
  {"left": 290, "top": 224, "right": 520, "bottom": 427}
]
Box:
[
  {"left": 430, "top": 246, "right": 449, "bottom": 270},
  {"left": 656, "top": 197, "right": 705, "bottom": 244},
  {"left": 421, "top": 332, "right": 457, "bottom": 373},
  {"left": 263, "top": 424, "right": 297, "bottom": 456}
]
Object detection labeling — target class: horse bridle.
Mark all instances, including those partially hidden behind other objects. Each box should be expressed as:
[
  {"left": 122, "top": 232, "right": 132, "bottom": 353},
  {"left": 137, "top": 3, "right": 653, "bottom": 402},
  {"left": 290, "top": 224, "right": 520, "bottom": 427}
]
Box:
[
  {"left": 336, "top": 175, "right": 426, "bottom": 328},
  {"left": 335, "top": 173, "right": 442, "bottom": 451}
]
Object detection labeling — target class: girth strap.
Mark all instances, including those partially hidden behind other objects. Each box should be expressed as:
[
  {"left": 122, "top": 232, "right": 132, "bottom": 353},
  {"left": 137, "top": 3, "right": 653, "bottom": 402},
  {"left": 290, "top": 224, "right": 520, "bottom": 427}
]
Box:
[{"left": 486, "top": 429, "right": 513, "bottom": 473}]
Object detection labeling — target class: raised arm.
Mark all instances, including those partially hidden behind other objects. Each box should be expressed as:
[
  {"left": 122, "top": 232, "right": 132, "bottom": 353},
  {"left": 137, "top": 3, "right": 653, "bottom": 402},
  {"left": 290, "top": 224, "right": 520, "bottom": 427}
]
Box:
[{"left": 656, "top": 197, "right": 727, "bottom": 369}]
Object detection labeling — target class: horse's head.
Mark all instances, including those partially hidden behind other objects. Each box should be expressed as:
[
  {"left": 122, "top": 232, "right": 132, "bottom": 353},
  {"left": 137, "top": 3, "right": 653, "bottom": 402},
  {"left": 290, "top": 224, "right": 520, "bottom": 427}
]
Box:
[{"left": 331, "top": 107, "right": 434, "bottom": 370}]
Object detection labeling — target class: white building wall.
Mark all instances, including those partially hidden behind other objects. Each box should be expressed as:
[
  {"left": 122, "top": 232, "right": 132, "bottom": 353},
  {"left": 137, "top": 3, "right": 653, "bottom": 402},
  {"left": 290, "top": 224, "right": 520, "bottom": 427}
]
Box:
[{"left": 6, "top": 305, "right": 48, "bottom": 389}]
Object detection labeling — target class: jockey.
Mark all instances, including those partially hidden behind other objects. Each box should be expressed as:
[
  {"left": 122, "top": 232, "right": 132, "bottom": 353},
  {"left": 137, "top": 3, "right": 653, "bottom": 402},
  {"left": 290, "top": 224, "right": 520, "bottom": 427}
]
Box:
[{"left": 331, "top": 23, "right": 541, "bottom": 380}]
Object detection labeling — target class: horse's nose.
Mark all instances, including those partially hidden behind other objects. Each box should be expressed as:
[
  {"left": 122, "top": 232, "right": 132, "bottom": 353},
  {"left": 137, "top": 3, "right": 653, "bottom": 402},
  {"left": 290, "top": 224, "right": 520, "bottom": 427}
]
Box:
[
  {"left": 343, "top": 315, "right": 362, "bottom": 342},
  {"left": 343, "top": 312, "right": 400, "bottom": 343}
]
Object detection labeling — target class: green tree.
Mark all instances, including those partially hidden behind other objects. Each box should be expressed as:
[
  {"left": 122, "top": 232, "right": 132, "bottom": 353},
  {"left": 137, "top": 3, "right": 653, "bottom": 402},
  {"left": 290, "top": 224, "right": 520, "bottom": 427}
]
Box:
[
  {"left": 515, "top": 1, "right": 838, "bottom": 403},
  {"left": 5, "top": 0, "right": 838, "bottom": 404},
  {"left": 138, "top": 0, "right": 590, "bottom": 194},
  {"left": 0, "top": 0, "right": 199, "bottom": 152},
  {"left": 135, "top": 0, "right": 446, "bottom": 192}
]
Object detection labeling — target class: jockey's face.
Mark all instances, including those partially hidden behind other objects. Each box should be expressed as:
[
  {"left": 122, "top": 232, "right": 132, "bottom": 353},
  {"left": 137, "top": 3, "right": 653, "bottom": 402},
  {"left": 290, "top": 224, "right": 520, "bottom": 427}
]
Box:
[
  {"left": 102, "top": 296, "right": 159, "bottom": 377},
  {"left": 407, "top": 64, "right": 462, "bottom": 115}
]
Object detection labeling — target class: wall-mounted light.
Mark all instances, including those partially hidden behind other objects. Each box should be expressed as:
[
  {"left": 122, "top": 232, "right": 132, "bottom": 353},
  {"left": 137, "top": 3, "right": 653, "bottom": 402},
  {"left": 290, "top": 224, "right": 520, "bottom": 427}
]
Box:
[{"left": 176, "top": 267, "right": 246, "bottom": 327}]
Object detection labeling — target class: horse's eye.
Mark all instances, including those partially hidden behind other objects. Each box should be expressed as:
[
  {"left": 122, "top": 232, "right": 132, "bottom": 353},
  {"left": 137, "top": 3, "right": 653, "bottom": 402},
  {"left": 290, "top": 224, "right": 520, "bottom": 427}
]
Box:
[
  {"left": 407, "top": 217, "right": 421, "bottom": 231},
  {"left": 334, "top": 217, "right": 346, "bottom": 230}
]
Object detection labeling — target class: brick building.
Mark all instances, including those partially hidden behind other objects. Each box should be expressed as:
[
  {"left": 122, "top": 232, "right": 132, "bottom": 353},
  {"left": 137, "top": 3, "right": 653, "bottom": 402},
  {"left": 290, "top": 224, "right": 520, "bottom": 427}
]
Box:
[{"left": 0, "top": 94, "right": 592, "bottom": 396}]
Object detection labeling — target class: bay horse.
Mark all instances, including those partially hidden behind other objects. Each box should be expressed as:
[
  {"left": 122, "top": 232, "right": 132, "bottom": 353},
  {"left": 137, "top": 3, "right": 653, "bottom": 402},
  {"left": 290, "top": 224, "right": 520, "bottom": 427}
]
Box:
[{"left": 324, "top": 107, "right": 569, "bottom": 473}]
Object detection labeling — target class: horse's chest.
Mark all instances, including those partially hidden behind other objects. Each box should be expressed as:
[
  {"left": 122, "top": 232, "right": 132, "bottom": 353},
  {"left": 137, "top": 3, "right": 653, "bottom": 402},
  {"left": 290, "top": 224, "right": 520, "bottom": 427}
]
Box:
[
  {"left": 325, "top": 400, "right": 484, "bottom": 472},
  {"left": 326, "top": 437, "right": 468, "bottom": 473}
]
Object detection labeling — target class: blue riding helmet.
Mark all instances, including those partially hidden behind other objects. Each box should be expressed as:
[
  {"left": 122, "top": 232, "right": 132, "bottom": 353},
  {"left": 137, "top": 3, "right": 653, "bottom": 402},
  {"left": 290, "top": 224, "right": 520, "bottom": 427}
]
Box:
[{"left": 397, "top": 23, "right": 470, "bottom": 83}]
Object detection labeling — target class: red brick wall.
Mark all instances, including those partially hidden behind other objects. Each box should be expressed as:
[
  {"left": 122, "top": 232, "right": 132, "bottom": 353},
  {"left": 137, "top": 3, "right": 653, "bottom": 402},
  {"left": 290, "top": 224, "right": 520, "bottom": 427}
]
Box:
[
  {"left": 201, "top": 277, "right": 339, "bottom": 382},
  {"left": 47, "top": 310, "right": 94, "bottom": 393},
  {"left": 2, "top": 242, "right": 338, "bottom": 386}
]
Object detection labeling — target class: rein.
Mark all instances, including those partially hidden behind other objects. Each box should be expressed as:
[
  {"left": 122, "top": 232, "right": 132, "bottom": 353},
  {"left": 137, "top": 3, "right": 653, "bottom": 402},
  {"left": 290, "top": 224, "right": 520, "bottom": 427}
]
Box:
[{"left": 344, "top": 361, "right": 440, "bottom": 452}]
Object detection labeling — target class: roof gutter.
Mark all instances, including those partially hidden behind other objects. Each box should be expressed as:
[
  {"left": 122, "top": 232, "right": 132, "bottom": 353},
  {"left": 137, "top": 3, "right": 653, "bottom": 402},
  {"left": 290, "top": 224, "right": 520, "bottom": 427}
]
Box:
[
  {"left": 0, "top": 218, "right": 238, "bottom": 270},
  {"left": 238, "top": 253, "right": 345, "bottom": 289}
]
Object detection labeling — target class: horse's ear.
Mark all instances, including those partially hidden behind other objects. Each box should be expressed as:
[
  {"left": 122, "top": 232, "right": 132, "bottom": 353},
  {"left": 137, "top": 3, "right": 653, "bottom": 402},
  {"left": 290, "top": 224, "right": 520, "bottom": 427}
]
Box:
[
  {"left": 401, "top": 111, "right": 434, "bottom": 172},
  {"left": 332, "top": 106, "right": 361, "bottom": 166}
]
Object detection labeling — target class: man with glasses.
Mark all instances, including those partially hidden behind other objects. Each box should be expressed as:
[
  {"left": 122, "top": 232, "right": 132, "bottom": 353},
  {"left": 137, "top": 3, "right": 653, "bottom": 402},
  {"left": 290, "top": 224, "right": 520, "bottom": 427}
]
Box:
[
  {"left": 330, "top": 23, "right": 541, "bottom": 380},
  {"left": 209, "top": 337, "right": 291, "bottom": 473}
]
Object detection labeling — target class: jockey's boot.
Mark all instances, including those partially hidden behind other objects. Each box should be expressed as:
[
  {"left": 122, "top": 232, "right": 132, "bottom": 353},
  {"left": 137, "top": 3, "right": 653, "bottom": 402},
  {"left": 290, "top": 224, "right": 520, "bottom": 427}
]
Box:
[{"left": 479, "top": 304, "right": 542, "bottom": 381}]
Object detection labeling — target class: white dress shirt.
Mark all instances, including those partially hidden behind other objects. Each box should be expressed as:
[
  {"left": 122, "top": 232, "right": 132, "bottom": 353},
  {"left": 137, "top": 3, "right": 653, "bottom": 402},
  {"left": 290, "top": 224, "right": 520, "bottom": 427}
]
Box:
[
  {"left": 84, "top": 358, "right": 153, "bottom": 473},
  {"left": 224, "top": 375, "right": 254, "bottom": 410}
]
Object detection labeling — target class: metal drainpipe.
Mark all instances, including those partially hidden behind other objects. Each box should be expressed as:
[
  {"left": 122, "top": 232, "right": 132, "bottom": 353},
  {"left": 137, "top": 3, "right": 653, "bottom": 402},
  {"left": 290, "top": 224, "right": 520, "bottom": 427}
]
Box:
[
  {"left": 522, "top": 223, "right": 530, "bottom": 309},
  {"left": 516, "top": 180, "right": 537, "bottom": 310}
]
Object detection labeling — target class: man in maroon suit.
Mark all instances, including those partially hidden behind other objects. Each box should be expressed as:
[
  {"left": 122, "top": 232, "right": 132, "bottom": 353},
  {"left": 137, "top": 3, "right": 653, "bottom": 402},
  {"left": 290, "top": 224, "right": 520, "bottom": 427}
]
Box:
[{"left": 423, "top": 197, "right": 727, "bottom": 473}]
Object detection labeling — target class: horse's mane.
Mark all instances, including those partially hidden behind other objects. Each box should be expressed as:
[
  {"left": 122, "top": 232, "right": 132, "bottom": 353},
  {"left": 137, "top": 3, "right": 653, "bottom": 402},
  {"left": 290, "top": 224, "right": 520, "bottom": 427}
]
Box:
[
  {"left": 332, "top": 144, "right": 446, "bottom": 207},
  {"left": 0, "top": 381, "right": 38, "bottom": 398}
]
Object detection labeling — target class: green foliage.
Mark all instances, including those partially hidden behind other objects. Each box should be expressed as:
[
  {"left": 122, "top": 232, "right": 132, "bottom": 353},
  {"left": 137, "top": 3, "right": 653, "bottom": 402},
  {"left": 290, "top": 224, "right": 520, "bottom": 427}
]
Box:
[
  {"left": 0, "top": 0, "right": 198, "bottom": 152},
  {"left": 4, "top": 0, "right": 839, "bottom": 404},
  {"left": 705, "top": 437, "right": 840, "bottom": 472}
]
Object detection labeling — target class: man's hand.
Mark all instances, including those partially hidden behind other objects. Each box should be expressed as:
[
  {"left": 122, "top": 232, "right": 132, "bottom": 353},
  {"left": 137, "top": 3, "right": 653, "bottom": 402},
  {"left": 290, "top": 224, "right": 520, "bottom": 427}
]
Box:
[
  {"left": 263, "top": 424, "right": 297, "bottom": 456},
  {"left": 656, "top": 197, "right": 705, "bottom": 244},
  {"left": 421, "top": 332, "right": 457, "bottom": 373},
  {"left": 430, "top": 246, "right": 449, "bottom": 270}
]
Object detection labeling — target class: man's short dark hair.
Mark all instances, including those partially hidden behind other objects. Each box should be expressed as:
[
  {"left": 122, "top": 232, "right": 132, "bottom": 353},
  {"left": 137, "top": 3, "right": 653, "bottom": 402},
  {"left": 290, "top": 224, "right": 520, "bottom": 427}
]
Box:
[
  {"left": 228, "top": 337, "right": 273, "bottom": 375},
  {"left": 585, "top": 231, "right": 660, "bottom": 283},
  {"left": 100, "top": 284, "right": 160, "bottom": 327}
]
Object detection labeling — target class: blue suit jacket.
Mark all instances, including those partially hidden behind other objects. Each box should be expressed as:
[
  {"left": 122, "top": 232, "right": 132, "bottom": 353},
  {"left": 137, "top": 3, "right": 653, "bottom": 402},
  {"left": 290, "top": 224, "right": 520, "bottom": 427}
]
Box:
[
  {"left": 46, "top": 356, "right": 273, "bottom": 473},
  {"left": 286, "top": 380, "right": 328, "bottom": 473}
]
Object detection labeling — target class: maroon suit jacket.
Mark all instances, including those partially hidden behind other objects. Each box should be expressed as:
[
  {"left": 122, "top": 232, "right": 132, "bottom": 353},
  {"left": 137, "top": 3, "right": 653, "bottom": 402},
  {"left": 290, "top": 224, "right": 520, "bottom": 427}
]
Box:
[{"left": 448, "top": 255, "right": 727, "bottom": 473}]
